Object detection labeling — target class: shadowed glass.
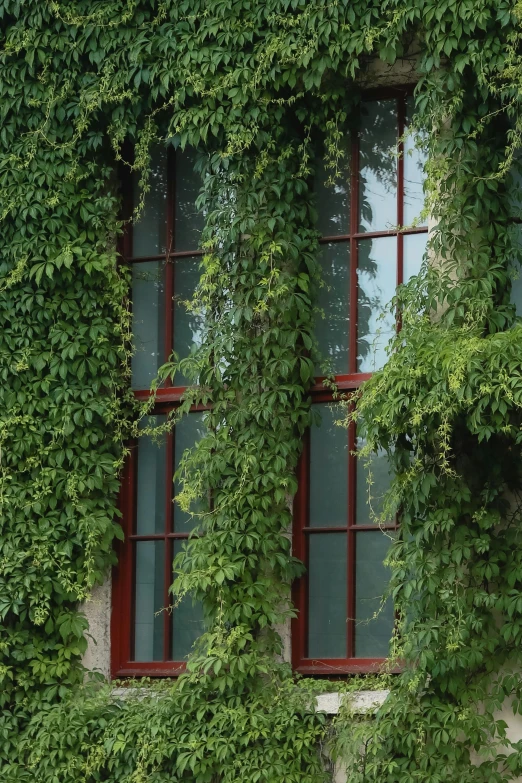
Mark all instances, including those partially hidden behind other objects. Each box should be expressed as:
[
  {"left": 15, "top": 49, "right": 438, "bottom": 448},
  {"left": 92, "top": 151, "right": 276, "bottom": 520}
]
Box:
[
  {"left": 131, "top": 261, "right": 165, "bottom": 389},
  {"left": 132, "top": 146, "right": 168, "bottom": 257},
  {"left": 172, "top": 540, "right": 205, "bottom": 659},
  {"left": 134, "top": 540, "right": 165, "bottom": 661},
  {"left": 314, "top": 242, "right": 350, "bottom": 375},
  {"left": 136, "top": 415, "right": 167, "bottom": 535},
  {"left": 355, "top": 531, "right": 394, "bottom": 657},
  {"left": 310, "top": 404, "right": 348, "bottom": 528},
  {"left": 308, "top": 533, "right": 347, "bottom": 658},
  {"left": 174, "top": 148, "right": 205, "bottom": 251}
]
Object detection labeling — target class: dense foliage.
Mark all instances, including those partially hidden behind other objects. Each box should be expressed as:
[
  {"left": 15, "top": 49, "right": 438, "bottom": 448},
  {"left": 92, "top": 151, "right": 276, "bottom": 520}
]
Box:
[{"left": 2, "top": 0, "right": 522, "bottom": 780}]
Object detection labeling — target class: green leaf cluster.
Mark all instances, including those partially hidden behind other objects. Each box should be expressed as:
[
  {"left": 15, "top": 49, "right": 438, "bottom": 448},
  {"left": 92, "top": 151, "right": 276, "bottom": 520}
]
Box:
[{"left": 2, "top": 0, "right": 522, "bottom": 781}]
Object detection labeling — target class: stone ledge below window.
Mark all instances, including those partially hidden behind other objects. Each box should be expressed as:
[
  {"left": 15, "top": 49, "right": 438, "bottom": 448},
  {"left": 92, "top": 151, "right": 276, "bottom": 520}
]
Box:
[
  {"left": 110, "top": 687, "right": 390, "bottom": 715},
  {"left": 315, "top": 689, "right": 389, "bottom": 715}
]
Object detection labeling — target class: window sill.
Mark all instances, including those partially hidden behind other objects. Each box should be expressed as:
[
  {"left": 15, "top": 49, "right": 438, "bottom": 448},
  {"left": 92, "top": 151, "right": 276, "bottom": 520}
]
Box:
[
  {"left": 315, "top": 689, "right": 389, "bottom": 715},
  {"left": 111, "top": 686, "right": 390, "bottom": 715}
]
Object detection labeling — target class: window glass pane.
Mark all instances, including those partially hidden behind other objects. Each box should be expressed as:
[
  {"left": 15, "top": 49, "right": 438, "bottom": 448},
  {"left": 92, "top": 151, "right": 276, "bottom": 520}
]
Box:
[
  {"left": 131, "top": 261, "right": 165, "bottom": 389},
  {"left": 174, "top": 148, "right": 205, "bottom": 251},
  {"left": 173, "top": 257, "right": 204, "bottom": 386},
  {"left": 508, "top": 157, "right": 522, "bottom": 219},
  {"left": 510, "top": 225, "right": 522, "bottom": 316},
  {"left": 136, "top": 415, "right": 167, "bottom": 534},
  {"left": 314, "top": 242, "right": 350, "bottom": 376},
  {"left": 359, "top": 100, "right": 398, "bottom": 233},
  {"left": 174, "top": 412, "right": 206, "bottom": 533},
  {"left": 404, "top": 98, "right": 427, "bottom": 226},
  {"left": 134, "top": 540, "right": 165, "bottom": 661},
  {"left": 314, "top": 147, "right": 351, "bottom": 237},
  {"left": 310, "top": 405, "right": 348, "bottom": 528},
  {"left": 308, "top": 533, "right": 347, "bottom": 658},
  {"left": 172, "top": 540, "right": 205, "bottom": 659},
  {"left": 356, "top": 440, "right": 393, "bottom": 525},
  {"left": 357, "top": 237, "right": 397, "bottom": 372},
  {"left": 403, "top": 232, "right": 428, "bottom": 282},
  {"left": 355, "top": 531, "right": 394, "bottom": 657},
  {"left": 132, "top": 146, "right": 168, "bottom": 257}
]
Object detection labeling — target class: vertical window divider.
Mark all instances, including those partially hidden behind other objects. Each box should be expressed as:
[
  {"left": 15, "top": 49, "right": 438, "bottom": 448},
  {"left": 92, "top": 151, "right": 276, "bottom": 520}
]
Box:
[
  {"left": 292, "top": 430, "right": 310, "bottom": 666},
  {"left": 165, "top": 148, "right": 176, "bottom": 372},
  {"left": 397, "top": 96, "right": 405, "bottom": 292},
  {"left": 346, "top": 123, "right": 359, "bottom": 660},
  {"left": 121, "top": 140, "right": 134, "bottom": 261},
  {"left": 349, "top": 129, "right": 359, "bottom": 375},
  {"left": 163, "top": 429, "right": 175, "bottom": 661},
  {"left": 347, "top": 405, "right": 357, "bottom": 659},
  {"left": 126, "top": 442, "right": 138, "bottom": 665}
]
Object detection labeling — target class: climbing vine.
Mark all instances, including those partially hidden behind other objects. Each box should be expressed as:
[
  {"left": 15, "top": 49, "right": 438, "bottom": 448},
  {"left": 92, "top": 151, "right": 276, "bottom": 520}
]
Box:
[{"left": 2, "top": 0, "right": 522, "bottom": 781}]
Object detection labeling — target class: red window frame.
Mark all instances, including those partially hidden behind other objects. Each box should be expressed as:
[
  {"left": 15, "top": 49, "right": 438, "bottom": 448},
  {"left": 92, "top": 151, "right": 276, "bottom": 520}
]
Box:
[
  {"left": 292, "top": 87, "right": 429, "bottom": 675},
  {"left": 111, "top": 147, "right": 205, "bottom": 677}
]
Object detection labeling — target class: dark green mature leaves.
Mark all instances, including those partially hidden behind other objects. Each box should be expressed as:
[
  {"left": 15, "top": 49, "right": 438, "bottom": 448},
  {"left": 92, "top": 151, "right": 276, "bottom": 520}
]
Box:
[{"left": 2, "top": 0, "right": 522, "bottom": 781}]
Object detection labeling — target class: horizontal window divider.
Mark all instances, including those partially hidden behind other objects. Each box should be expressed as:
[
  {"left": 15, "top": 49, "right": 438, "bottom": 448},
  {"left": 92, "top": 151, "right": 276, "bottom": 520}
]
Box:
[
  {"left": 132, "top": 391, "right": 209, "bottom": 411},
  {"left": 133, "top": 387, "right": 186, "bottom": 402},
  {"left": 114, "top": 663, "right": 187, "bottom": 677},
  {"left": 129, "top": 533, "right": 192, "bottom": 540},
  {"left": 125, "top": 250, "right": 203, "bottom": 263},
  {"left": 318, "top": 226, "right": 428, "bottom": 244},
  {"left": 302, "top": 524, "right": 396, "bottom": 534},
  {"left": 311, "top": 374, "right": 371, "bottom": 393}
]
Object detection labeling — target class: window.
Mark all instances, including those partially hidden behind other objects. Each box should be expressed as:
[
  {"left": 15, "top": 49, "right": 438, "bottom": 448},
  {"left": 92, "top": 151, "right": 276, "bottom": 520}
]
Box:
[
  {"left": 113, "top": 95, "right": 427, "bottom": 678},
  {"left": 111, "top": 147, "right": 206, "bottom": 677},
  {"left": 292, "top": 91, "right": 428, "bottom": 674}
]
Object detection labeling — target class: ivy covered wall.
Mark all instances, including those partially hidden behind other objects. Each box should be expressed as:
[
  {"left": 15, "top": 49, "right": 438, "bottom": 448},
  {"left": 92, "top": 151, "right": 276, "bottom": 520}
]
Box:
[{"left": 2, "top": 1, "right": 522, "bottom": 780}]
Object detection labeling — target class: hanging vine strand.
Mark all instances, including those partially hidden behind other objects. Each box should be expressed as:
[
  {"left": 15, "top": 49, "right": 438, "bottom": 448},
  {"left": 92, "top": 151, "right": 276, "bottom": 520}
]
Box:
[{"left": 2, "top": 1, "right": 522, "bottom": 781}]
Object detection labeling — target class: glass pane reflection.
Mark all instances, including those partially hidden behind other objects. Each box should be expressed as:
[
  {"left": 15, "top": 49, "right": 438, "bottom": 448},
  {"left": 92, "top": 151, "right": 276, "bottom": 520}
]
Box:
[
  {"left": 314, "top": 242, "right": 350, "bottom": 375},
  {"left": 175, "top": 148, "right": 205, "bottom": 252},
  {"left": 132, "top": 146, "right": 168, "bottom": 257},
  {"left": 403, "top": 232, "right": 427, "bottom": 282},
  {"left": 310, "top": 405, "right": 348, "bottom": 528},
  {"left": 357, "top": 237, "right": 397, "bottom": 372},
  {"left": 510, "top": 226, "right": 522, "bottom": 316},
  {"left": 134, "top": 540, "right": 165, "bottom": 661},
  {"left": 315, "top": 147, "right": 351, "bottom": 237},
  {"left": 131, "top": 261, "right": 165, "bottom": 389},
  {"left": 355, "top": 531, "right": 394, "bottom": 657},
  {"left": 308, "top": 533, "right": 347, "bottom": 658},
  {"left": 508, "top": 157, "right": 522, "bottom": 219},
  {"left": 404, "top": 97, "right": 427, "bottom": 226},
  {"left": 356, "top": 439, "right": 392, "bottom": 525},
  {"left": 359, "top": 100, "right": 398, "bottom": 232},
  {"left": 136, "top": 415, "right": 167, "bottom": 535},
  {"left": 174, "top": 412, "right": 206, "bottom": 533},
  {"left": 173, "top": 257, "right": 204, "bottom": 386},
  {"left": 172, "top": 540, "right": 205, "bottom": 659}
]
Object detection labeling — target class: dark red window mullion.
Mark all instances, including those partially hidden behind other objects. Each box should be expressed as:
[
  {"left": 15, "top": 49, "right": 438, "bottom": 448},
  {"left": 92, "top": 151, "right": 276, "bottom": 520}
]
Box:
[
  {"left": 129, "top": 443, "right": 139, "bottom": 662},
  {"left": 164, "top": 148, "right": 176, "bottom": 370},
  {"left": 158, "top": 150, "right": 176, "bottom": 660},
  {"left": 162, "top": 429, "right": 175, "bottom": 660},
  {"left": 111, "top": 440, "right": 137, "bottom": 673},
  {"left": 347, "top": 408, "right": 357, "bottom": 659},
  {"left": 119, "top": 140, "right": 134, "bottom": 262},
  {"left": 349, "top": 129, "right": 359, "bottom": 376},
  {"left": 292, "top": 430, "right": 310, "bottom": 667},
  {"left": 346, "top": 120, "right": 360, "bottom": 660},
  {"left": 397, "top": 96, "right": 405, "bottom": 290}
]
